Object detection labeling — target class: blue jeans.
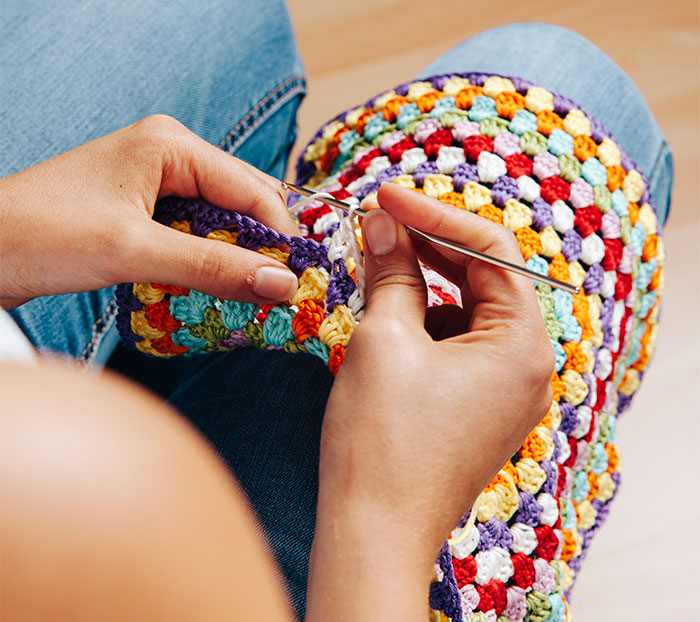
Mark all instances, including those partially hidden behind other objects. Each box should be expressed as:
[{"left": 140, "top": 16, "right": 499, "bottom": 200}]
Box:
[{"left": 2, "top": 5, "right": 673, "bottom": 617}]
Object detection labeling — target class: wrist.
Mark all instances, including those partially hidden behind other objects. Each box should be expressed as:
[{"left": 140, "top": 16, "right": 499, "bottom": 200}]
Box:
[
  {"left": 317, "top": 470, "right": 441, "bottom": 566},
  {"left": 307, "top": 484, "right": 437, "bottom": 622},
  {"left": 317, "top": 440, "right": 473, "bottom": 559}
]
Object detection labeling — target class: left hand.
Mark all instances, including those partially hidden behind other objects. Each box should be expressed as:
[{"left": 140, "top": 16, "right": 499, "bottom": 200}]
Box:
[{"left": 0, "top": 114, "right": 301, "bottom": 309}]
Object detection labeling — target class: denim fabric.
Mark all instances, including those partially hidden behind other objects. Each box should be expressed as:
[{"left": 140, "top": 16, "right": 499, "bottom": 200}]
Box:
[
  {"left": 166, "top": 348, "right": 334, "bottom": 615},
  {"left": 2, "top": 12, "right": 674, "bottom": 620},
  {"left": 1, "top": 0, "right": 305, "bottom": 175},
  {"left": 8, "top": 290, "right": 121, "bottom": 367},
  {"left": 3, "top": 0, "right": 306, "bottom": 365}
]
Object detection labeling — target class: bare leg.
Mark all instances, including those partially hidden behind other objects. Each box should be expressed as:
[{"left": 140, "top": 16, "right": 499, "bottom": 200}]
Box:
[{"left": 0, "top": 362, "right": 292, "bottom": 621}]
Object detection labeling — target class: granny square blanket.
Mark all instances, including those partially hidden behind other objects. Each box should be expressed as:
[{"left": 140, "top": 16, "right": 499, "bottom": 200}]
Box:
[{"left": 117, "top": 73, "right": 664, "bottom": 622}]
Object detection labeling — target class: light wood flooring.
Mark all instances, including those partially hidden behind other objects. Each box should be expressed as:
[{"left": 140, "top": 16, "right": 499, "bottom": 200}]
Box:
[{"left": 285, "top": 1, "right": 700, "bottom": 618}]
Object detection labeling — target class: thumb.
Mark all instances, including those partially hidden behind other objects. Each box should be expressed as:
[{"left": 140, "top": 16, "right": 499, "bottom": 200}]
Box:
[
  {"left": 361, "top": 208, "right": 427, "bottom": 327},
  {"left": 130, "top": 221, "right": 299, "bottom": 303}
]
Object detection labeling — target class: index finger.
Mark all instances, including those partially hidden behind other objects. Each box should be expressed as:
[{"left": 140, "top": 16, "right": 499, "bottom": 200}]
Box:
[{"left": 144, "top": 116, "right": 301, "bottom": 237}]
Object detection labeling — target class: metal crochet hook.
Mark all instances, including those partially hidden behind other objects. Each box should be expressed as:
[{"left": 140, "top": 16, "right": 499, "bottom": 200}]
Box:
[{"left": 283, "top": 182, "right": 580, "bottom": 295}]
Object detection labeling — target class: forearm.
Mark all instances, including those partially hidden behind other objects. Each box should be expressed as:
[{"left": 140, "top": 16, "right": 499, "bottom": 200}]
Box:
[{"left": 306, "top": 475, "right": 437, "bottom": 622}]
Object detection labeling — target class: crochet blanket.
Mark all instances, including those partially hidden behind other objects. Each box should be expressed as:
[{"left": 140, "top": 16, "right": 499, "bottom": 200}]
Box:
[{"left": 116, "top": 72, "right": 663, "bottom": 622}]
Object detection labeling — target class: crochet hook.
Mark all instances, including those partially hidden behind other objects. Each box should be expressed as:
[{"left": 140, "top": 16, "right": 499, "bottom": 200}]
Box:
[{"left": 282, "top": 182, "right": 580, "bottom": 295}]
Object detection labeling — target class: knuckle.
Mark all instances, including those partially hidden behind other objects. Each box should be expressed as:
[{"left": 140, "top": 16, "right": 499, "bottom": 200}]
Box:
[
  {"left": 370, "top": 270, "right": 426, "bottom": 298},
  {"left": 530, "top": 349, "right": 555, "bottom": 407},
  {"left": 534, "top": 383, "right": 554, "bottom": 426},
  {"left": 355, "top": 315, "right": 410, "bottom": 350},
  {"left": 524, "top": 340, "right": 556, "bottom": 385},
  {"left": 535, "top": 327, "right": 556, "bottom": 378},
  {"left": 515, "top": 362, "right": 554, "bottom": 430},
  {"left": 372, "top": 316, "right": 405, "bottom": 339},
  {"left": 272, "top": 183, "right": 287, "bottom": 207},
  {"left": 129, "top": 114, "right": 184, "bottom": 150},
  {"left": 542, "top": 382, "right": 554, "bottom": 411},
  {"left": 486, "top": 225, "right": 521, "bottom": 259},
  {"left": 507, "top": 330, "right": 555, "bottom": 418},
  {"left": 540, "top": 343, "right": 556, "bottom": 379},
  {"left": 249, "top": 176, "right": 288, "bottom": 219},
  {"left": 138, "top": 114, "right": 181, "bottom": 134},
  {"left": 249, "top": 185, "right": 283, "bottom": 218},
  {"left": 97, "top": 218, "right": 147, "bottom": 282},
  {"left": 116, "top": 218, "right": 144, "bottom": 254},
  {"left": 191, "top": 245, "right": 231, "bottom": 294}
]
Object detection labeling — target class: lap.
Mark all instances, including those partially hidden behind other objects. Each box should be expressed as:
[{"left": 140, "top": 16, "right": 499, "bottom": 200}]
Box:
[
  {"left": 151, "top": 23, "right": 674, "bottom": 618},
  {"left": 166, "top": 348, "right": 334, "bottom": 616},
  {"left": 1, "top": 0, "right": 304, "bottom": 176},
  {"left": 4, "top": 18, "right": 673, "bottom": 620}
]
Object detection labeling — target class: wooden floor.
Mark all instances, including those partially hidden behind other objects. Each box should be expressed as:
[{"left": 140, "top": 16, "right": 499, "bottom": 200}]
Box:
[{"left": 285, "top": 1, "right": 700, "bottom": 619}]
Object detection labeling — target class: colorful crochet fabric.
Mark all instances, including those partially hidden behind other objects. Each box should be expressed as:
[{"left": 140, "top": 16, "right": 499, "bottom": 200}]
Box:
[
  {"left": 115, "top": 200, "right": 356, "bottom": 373},
  {"left": 116, "top": 72, "right": 664, "bottom": 622}
]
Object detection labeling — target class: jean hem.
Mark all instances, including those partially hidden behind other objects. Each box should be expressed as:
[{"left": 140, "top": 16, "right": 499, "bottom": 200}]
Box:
[
  {"left": 75, "top": 294, "right": 118, "bottom": 368},
  {"left": 218, "top": 74, "right": 306, "bottom": 154},
  {"left": 647, "top": 140, "right": 673, "bottom": 228}
]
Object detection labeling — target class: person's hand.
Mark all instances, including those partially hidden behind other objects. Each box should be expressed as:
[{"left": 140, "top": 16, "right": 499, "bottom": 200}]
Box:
[
  {"left": 307, "top": 183, "right": 554, "bottom": 621},
  {"left": 0, "top": 115, "right": 300, "bottom": 309}
]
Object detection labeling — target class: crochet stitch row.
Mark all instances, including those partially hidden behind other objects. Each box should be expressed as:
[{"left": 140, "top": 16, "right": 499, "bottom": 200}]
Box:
[
  {"left": 116, "top": 198, "right": 358, "bottom": 375},
  {"left": 116, "top": 72, "right": 664, "bottom": 622}
]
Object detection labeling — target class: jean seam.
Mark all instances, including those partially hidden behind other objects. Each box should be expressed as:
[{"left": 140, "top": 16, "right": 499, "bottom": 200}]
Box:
[
  {"left": 646, "top": 139, "right": 672, "bottom": 226},
  {"left": 647, "top": 139, "right": 669, "bottom": 190},
  {"left": 218, "top": 74, "right": 306, "bottom": 154},
  {"left": 75, "top": 294, "right": 117, "bottom": 368}
]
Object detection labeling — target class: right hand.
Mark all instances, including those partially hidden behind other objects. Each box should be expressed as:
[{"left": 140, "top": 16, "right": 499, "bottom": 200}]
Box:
[{"left": 307, "top": 183, "right": 554, "bottom": 621}]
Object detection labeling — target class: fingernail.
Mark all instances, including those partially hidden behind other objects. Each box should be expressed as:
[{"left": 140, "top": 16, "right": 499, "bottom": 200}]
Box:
[
  {"left": 252, "top": 266, "right": 298, "bottom": 300},
  {"left": 363, "top": 209, "right": 397, "bottom": 256}
]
